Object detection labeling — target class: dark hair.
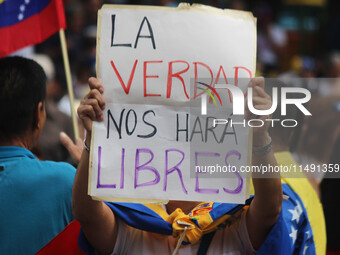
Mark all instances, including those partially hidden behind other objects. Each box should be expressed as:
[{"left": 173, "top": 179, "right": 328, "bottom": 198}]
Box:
[{"left": 0, "top": 56, "right": 46, "bottom": 140}]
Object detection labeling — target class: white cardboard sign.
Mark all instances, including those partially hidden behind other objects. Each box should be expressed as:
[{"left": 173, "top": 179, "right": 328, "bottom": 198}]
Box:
[{"left": 89, "top": 4, "right": 256, "bottom": 203}]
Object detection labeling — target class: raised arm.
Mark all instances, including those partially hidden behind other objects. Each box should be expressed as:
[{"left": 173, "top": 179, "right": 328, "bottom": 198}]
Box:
[
  {"left": 72, "top": 78, "right": 118, "bottom": 255},
  {"left": 246, "top": 77, "right": 283, "bottom": 250}
]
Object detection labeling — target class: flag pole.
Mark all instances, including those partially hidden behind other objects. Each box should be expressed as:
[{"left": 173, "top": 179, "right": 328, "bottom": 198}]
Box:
[{"left": 59, "top": 29, "right": 80, "bottom": 141}]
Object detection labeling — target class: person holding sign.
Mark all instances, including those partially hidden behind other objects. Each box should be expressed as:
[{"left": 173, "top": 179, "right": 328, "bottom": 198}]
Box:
[{"left": 69, "top": 76, "right": 283, "bottom": 255}]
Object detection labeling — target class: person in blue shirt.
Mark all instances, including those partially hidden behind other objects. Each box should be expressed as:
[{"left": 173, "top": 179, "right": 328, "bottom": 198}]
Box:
[{"left": 0, "top": 56, "right": 75, "bottom": 254}]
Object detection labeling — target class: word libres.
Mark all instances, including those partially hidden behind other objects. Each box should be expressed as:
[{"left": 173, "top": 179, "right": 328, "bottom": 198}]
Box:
[{"left": 96, "top": 146, "right": 243, "bottom": 195}]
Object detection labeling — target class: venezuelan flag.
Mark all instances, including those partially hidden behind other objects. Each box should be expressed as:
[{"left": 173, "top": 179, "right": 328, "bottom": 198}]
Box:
[
  {"left": 38, "top": 152, "right": 325, "bottom": 254},
  {"left": 37, "top": 200, "right": 252, "bottom": 255},
  {"left": 0, "top": 0, "right": 66, "bottom": 57}
]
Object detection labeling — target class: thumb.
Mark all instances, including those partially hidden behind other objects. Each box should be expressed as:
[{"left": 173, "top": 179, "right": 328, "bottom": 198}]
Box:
[
  {"left": 59, "top": 131, "right": 75, "bottom": 151},
  {"left": 60, "top": 132, "right": 83, "bottom": 164}
]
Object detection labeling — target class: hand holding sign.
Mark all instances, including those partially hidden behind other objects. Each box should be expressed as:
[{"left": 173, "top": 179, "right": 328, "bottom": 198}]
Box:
[
  {"left": 78, "top": 78, "right": 106, "bottom": 134},
  {"left": 246, "top": 77, "right": 273, "bottom": 146}
]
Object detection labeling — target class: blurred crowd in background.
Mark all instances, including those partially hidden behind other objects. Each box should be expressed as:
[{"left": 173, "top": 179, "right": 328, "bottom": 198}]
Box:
[{"left": 12, "top": 0, "right": 340, "bottom": 252}]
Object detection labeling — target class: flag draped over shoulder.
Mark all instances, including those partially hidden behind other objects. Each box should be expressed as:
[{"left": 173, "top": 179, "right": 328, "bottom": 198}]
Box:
[
  {"left": 0, "top": 0, "right": 66, "bottom": 58},
  {"left": 257, "top": 183, "right": 317, "bottom": 255},
  {"left": 37, "top": 151, "right": 324, "bottom": 255},
  {"left": 37, "top": 182, "right": 322, "bottom": 255},
  {"left": 37, "top": 200, "right": 251, "bottom": 255}
]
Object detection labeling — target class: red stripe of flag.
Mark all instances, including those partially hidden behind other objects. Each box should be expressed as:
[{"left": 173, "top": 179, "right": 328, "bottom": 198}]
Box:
[
  {"left": 0, "top": 0, "right": 66, "bottom": 58},
  {"left": 36, "top": 220, "right": 87, "bottom": 255}
]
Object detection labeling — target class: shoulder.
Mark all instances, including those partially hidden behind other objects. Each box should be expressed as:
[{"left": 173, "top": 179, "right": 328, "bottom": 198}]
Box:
[
  {"left": 42, "top": 160, "right": 76, "bottom": 169},
  {"left": 255, "top": 183, "right": 320, "bottom": 254},
  {"left": 38, "top": 160, "right": 76, "bottom": 175},
  {"left": 35, "top": 160, "right": 76, "bottom": 187}
]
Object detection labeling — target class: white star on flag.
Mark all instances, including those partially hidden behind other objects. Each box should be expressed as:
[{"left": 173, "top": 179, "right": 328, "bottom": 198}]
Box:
[
  {"left": 289, "top": 208, "right": 300, "bottom": 224},
  {"left": 296, "top": 200, "right": 303, "bottom": 215},
  {"left": 303, "top": 245, "right": 309, "bottom": 255},
  {"left": 289, "top": 199, "right": 303, "bottom": 224},
  {"left": 17, "top": 0, "right": 31, "bottom": 21},
  {"left": 289, "top": 226, "right": 298, "bottom": 244}
]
